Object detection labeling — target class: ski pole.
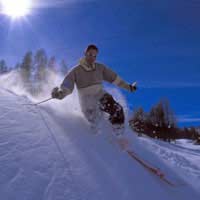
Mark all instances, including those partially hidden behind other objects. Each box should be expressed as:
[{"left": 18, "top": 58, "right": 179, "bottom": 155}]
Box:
[
  {"left": 34, "top": 97, "right": 53, "bottom": 105},
  {"left": 22, "top": 97, "right": 53, "bottom": 106}
]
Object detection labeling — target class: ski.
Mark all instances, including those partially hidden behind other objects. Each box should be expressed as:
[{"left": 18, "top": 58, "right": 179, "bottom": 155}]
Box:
[
  {"left": 111, "top": 136, "right": 177, "bottom": 187},
  {"left": 126, "top": 149, "right": 175, "bottom": 186}
]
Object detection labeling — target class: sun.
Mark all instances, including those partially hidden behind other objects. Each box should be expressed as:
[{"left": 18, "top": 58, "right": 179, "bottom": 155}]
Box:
[{"left": 0, "top": 0, "right": 32, "bottom": 19}]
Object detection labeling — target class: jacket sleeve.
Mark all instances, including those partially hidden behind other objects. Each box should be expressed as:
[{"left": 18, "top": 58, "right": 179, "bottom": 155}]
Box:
[
  {"left": 60, "top": 69, "right": 75, "bottom": 97},
  {"left": 101, "top": 64, "right": 131, "bottom": 92},
  {"left": 102, "top": 64, "right": 117, "bottom": 83}
]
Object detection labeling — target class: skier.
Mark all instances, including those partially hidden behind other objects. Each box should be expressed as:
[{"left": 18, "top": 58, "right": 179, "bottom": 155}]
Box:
[{"left": 51, "top": 44, "right": 137, "bottom": 134}]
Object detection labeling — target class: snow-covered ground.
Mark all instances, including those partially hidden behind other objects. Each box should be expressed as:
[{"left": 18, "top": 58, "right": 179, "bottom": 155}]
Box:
[
  {"left": 0, "top": 73, "right": 199, "bottom": 199},
  {"left": 138, "top": 136, "right": 200, "bottom": 195},
  {"left": 176, "top": 139, "right": 200, "bottom": 150}
]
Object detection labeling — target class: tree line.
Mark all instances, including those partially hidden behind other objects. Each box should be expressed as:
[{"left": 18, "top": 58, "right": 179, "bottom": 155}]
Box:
[
  {"left": 0, "top": 60, "right": 12, "bottom": 74},
  {"left": 0, "top": 49, "right": 68, "bottom": 96},
  {"left": 129, "top": 99, "right": 200, "bottom": 145}
]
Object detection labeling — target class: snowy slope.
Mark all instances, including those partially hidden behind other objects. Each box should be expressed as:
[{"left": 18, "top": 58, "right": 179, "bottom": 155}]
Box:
[
  {"left": 137, "top": 137, "right": 200, "bottom": 194},
  {"left": 0, "top": 87, "right": 199, "bottom": 200}
]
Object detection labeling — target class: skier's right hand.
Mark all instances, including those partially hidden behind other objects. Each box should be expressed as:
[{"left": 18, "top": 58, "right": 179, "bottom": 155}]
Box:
[{"left": 51, "top": 87, "right": 65, "bottom": 100}]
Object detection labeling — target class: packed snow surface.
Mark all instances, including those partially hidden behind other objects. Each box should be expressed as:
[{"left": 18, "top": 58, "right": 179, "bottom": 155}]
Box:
[{"left": 0, "top": 76, "right": 199, "bottom": 200}]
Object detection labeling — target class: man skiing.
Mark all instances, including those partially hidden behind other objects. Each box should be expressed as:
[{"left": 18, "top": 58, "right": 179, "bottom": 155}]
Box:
[{"left": 51, "top": 44, "right": 137, "bottom": 134}]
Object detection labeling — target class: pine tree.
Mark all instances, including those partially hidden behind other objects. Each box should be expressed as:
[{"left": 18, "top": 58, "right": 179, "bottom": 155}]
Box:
[
  {"left": 130, "top": 107, "right": 146, "bottom": 136},
  {"left": 14, "top": 63, "right": 21, "bottom": 71},
  {"left": 60, "top": 59, "right": 68, "bottom": 75},
  {"left": 148, "top": 105, "right": 162, "bottom": 139},
  {"left": 190, "top": 127, "right": 199, "bottom": 140},
  {"left": 20, "top": 52, "right": 33, "bottom": 90},
  {"left": 48, "top": 56, "right": 57, "bottom": 73},
  {"left": 34, "top": 49, "right": 48, "bottom": 94},
  {"left": 0, "top": 60, "right": 7, "bottom": 74},
  {"left": 195, "top": 129, "right": 200, "bottom": 145},
  {"left": 162, "top": 99, "right": 177, "bottom": 127},
  {"left": 147, "top": 100, "right": 177, "bottom": 141}
]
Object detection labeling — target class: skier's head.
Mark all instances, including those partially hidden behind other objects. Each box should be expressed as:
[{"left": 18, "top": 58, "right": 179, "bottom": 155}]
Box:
[{"left": 84, "top": 44, "right": 98, "bottom": 64}]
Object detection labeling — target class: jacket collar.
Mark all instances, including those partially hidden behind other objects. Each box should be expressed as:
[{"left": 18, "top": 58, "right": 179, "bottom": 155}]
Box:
[{"left": 79, "top": 57, "right": 96, "bottom": 71}]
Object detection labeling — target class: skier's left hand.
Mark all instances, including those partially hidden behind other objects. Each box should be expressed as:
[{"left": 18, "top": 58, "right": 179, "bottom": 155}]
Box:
[{"left": 129, "top": 82, "right": 137, "bottom": 92}]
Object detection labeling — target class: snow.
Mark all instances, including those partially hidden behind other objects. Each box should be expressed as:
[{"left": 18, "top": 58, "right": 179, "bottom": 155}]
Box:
[
  {"left": 176, "top": 139, "right": 200, "bottom": 150},
  {"left": 0, "top": 80, "right": 199, "bottom": 199},
  {"left": 137, "top": 136, "right": 200, "bottom": 194}
]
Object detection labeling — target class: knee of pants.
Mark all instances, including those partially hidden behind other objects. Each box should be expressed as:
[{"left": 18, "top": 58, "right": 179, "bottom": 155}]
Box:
[
  {"left": 99, "top": 93, "right": 116, "bottom": 113},
  {"left": 99, "top": 93, "right": 125, "bottom": 124},
  {"left": 109, "top": 106, "right": 125, "bottom": 125}
]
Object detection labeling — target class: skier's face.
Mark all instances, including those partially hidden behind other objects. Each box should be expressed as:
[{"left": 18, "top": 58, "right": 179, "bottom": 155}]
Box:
[{"left": 85, "top": 49, "right": 98, "bottom": 64}]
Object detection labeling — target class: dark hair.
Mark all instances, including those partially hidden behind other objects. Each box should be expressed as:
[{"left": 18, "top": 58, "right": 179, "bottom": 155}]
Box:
[{"left": 85, "top": 44, "right": 99, "bottom": 53}]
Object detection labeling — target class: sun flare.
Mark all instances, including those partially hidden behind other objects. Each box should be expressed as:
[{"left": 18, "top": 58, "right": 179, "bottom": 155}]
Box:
[{"left": 0, "top": 0, "right": 32, "bottom": 19}]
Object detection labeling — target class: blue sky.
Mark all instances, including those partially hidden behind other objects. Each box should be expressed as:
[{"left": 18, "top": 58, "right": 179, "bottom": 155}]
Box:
[{"left": 0, "top": 0, "right": 200, "bottom": 127}]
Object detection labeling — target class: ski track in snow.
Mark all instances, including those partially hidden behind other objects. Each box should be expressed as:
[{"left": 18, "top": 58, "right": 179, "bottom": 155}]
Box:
[
  {"left": 0, "top": 87, "right": 199, "bottom": 200},
  {"left": 137, "top": 136, "right": 200, "bottom": 194}
]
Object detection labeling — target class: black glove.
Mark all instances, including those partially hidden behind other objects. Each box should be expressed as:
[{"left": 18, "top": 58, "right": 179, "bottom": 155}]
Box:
[
  {"left": 129, "top": 82, "right": 137, "bottom": 92},
  {"left": 51, "top": 87, "right": 65, "bottom": 99}
]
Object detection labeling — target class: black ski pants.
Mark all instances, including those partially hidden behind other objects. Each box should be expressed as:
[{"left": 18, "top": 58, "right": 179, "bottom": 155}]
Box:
[{"left": 99, "top": 93, "right": 125, "bottom": 125}]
